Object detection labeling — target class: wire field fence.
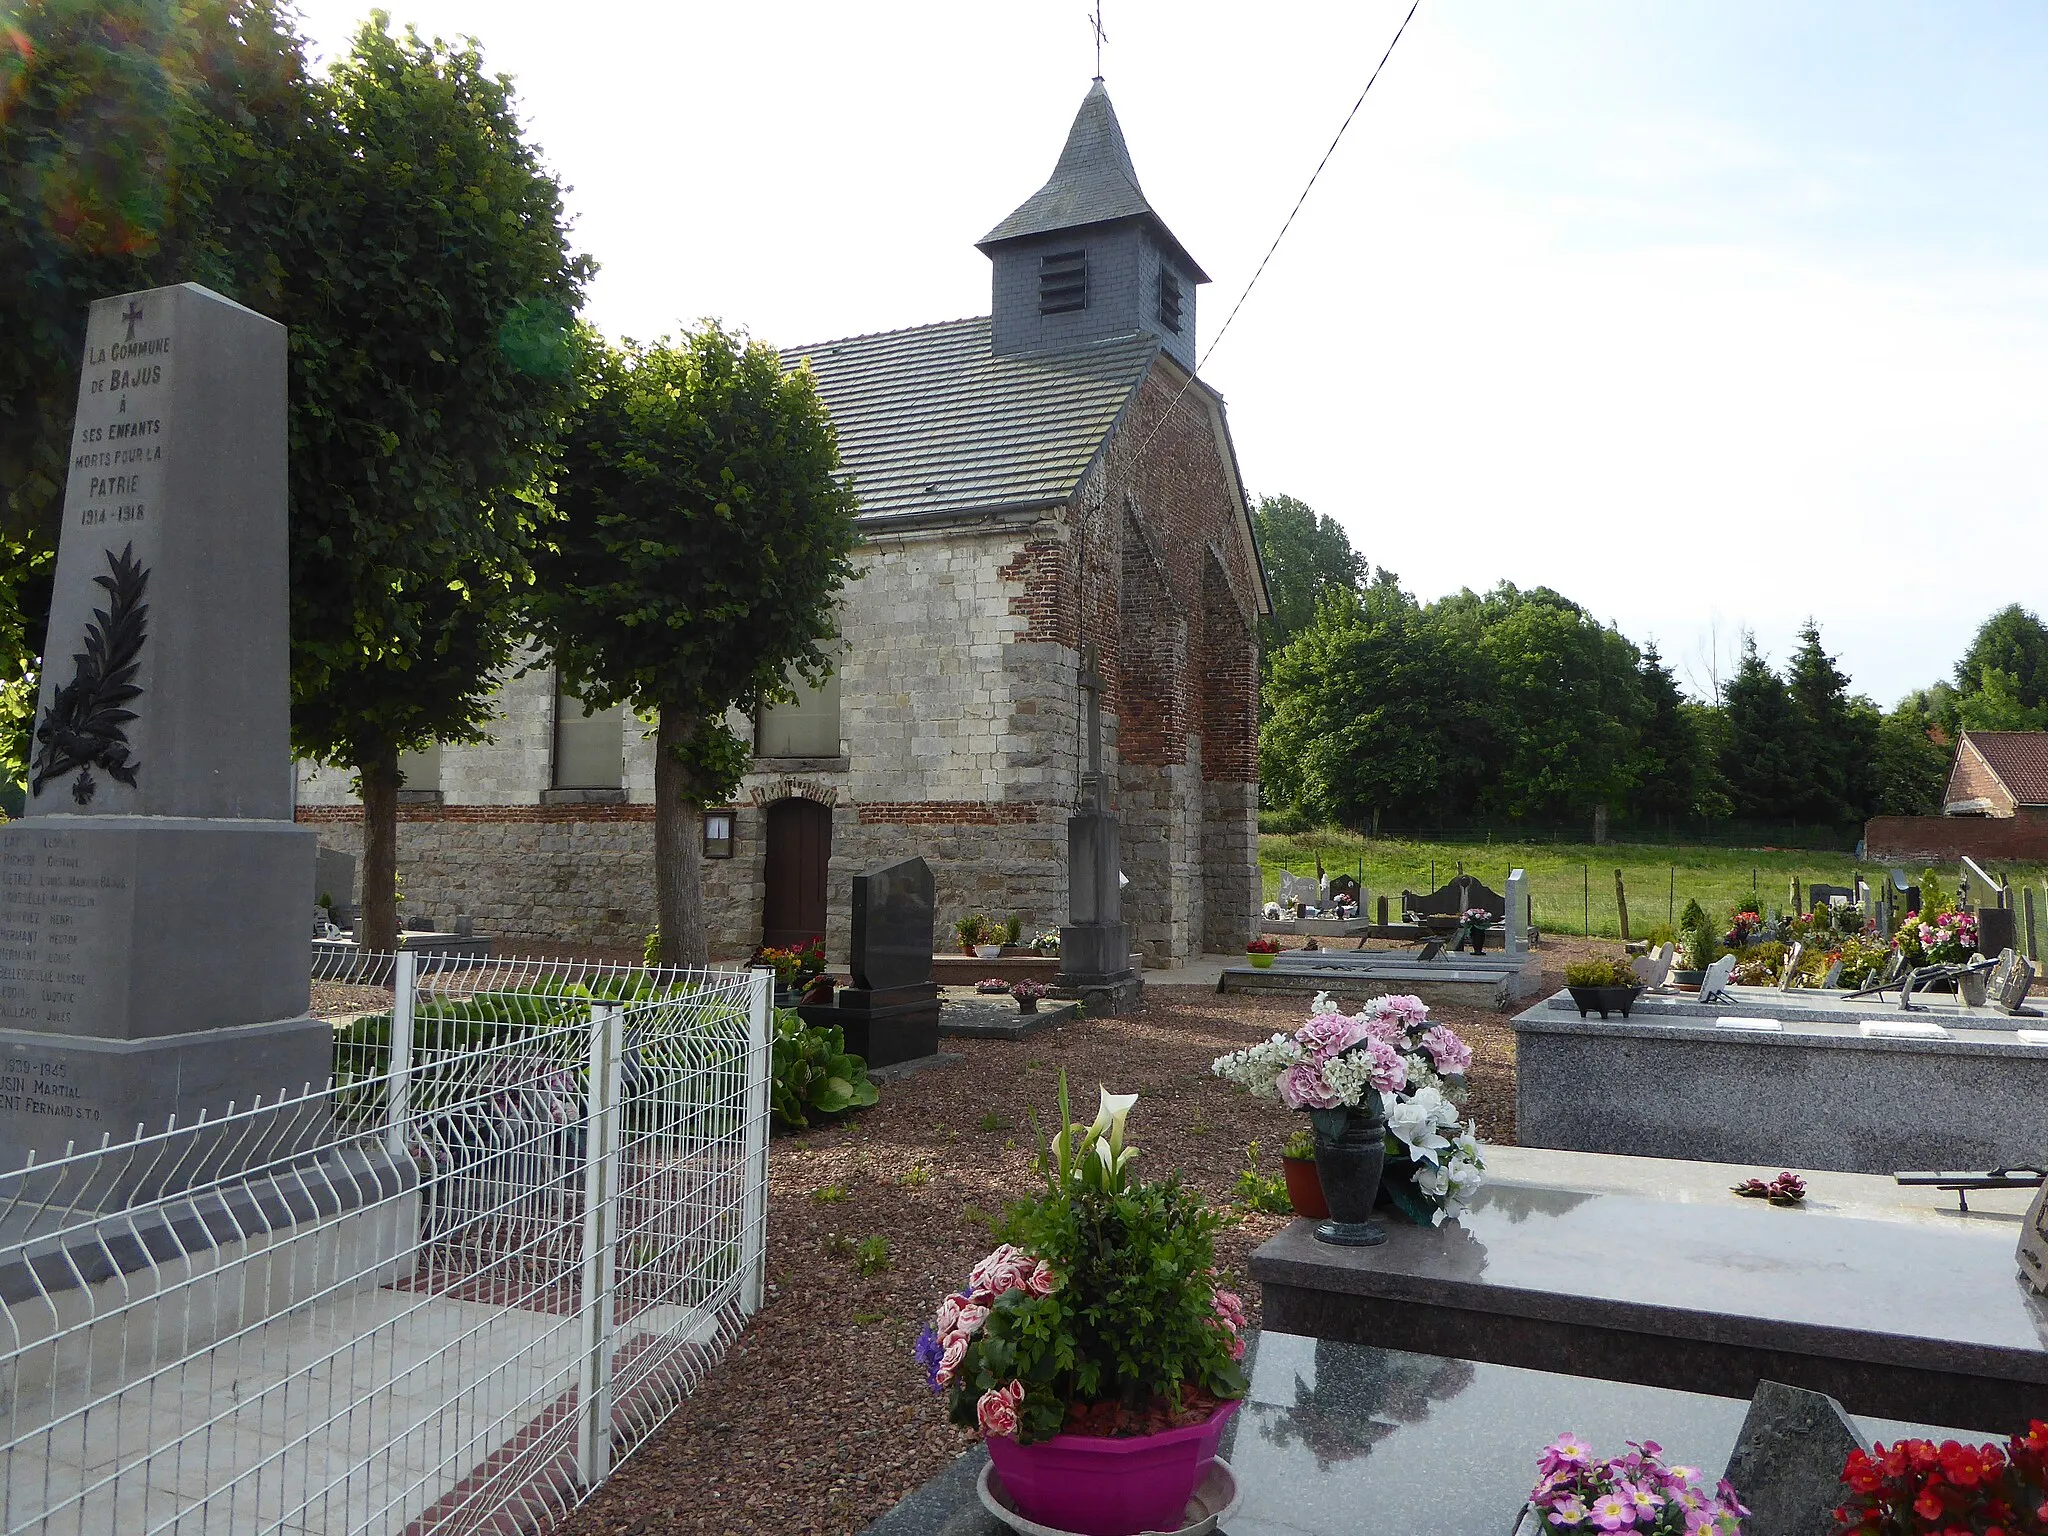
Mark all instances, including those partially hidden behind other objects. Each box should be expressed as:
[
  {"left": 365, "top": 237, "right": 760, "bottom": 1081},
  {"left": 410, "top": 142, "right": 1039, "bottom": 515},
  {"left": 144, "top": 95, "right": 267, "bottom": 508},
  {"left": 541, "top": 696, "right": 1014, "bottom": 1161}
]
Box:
[{"left": 0, "top": 951, "right": 772, "bottom": 1535}]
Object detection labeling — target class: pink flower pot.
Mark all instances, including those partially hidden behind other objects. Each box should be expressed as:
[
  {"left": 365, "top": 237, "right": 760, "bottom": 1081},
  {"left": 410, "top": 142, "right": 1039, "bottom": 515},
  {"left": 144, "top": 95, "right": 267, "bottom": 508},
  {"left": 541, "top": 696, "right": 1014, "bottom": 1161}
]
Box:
[{"left": 985, "top": 1399, "right": 1240, "bottom": 1536}]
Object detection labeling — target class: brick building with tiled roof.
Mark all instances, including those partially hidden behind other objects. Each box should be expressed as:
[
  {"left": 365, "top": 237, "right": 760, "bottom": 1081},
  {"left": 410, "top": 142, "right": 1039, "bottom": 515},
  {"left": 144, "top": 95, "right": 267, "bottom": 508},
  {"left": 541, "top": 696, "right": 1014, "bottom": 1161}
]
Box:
[
  {"left": 298, "top": 81, "right": 1269, "bottom": 965},
  {"left": 1941, "top": 731, "right": 2048, "bottom": 817}
]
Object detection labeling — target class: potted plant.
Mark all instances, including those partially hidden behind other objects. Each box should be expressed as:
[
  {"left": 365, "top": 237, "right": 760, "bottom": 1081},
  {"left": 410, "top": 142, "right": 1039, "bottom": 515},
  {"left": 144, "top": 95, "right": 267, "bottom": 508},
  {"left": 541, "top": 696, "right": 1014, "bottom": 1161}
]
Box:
[
  {"left": 1564, "top": 956, "right": 1644, "bottom": 1019},
  {"left": 1011, "top": 978, "right": 1049, "bottom": 1014},
  {"left": 1836, "top": 1421, "right": 2048, "bottom": 1535},
  {"left": 1031, "top": 929, "right": 1061, "bottom": 956},
  {"left": 956, "top": 913, "right": 1002, "bottom": 959},
  {"left": 1245, "top": 935, "right": 1281, "bottom": 969},
  {"left": 753, "top": 937, "right": 826, "bottom": 1008},
  {"left": 914, "top": 1077, "right": 1248, "bottom": 1536},
  {"left": 1514, "top": 1433, "right": 1747, "bottom": 1534},
  {"left": 1674, "top": 908, "right": 1716, "bottom": 989},
  {"left": 1212, "top": 991, "right": 1484, "bottom": 1244},
  {"left": 1279, "top": 1125, "right": 1327, "bottom": 1219},
  {"left": 975, "top": 977, "right": 1012, "bottom": 996}
]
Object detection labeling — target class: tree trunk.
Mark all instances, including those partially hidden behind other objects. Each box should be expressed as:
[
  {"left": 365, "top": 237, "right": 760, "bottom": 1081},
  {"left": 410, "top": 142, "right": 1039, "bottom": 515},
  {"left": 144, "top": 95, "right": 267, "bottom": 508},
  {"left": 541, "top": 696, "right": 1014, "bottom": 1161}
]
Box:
[
  {"left": 654, "top": 708, "right": 707, "bottom": 967},
  {"left": 360, "top": 750, "right": 401, "bottom": 952}
]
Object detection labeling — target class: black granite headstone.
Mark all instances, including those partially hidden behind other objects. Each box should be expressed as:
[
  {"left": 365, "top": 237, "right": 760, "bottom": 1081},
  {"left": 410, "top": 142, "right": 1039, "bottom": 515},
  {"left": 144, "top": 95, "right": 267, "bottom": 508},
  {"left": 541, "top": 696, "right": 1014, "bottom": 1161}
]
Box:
[
  {"left": 1978, "top": 906, "right": 2018, "bottom": 959},
  {"left": 1721, "top": 1380, "right": 1868, "bottom": 1536},
  {"left": 851, "top": 857, "right": 935, "bottom": 991}
]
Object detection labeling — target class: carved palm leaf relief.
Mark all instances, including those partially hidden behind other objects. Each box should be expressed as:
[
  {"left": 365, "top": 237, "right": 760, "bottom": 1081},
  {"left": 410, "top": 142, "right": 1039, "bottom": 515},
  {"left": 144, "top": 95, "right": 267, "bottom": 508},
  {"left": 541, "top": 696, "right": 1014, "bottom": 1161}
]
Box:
[{"left": 31, "top": 543, "right": 150, "bottom": 804}]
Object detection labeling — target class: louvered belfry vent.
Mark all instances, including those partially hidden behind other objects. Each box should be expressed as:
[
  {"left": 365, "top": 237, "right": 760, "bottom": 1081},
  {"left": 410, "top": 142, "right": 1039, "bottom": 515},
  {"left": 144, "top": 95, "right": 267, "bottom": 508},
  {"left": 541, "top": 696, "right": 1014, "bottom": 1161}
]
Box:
[
  {"left": 1157, "top": 268, "right": 1183, "bottom": 333},
  {"left": 1039, "top": 250, "right": 1088, "bottom": 314}
]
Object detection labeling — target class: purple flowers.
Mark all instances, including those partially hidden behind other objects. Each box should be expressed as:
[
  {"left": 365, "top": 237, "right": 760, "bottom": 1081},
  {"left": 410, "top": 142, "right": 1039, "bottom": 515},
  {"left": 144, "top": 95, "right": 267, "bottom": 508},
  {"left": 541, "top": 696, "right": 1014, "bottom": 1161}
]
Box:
[
  {"left": 914, "top": 1325, "right": 945, "bottom": 1393},
  {"left": 1526, "top": 1435, "right": 1745, "bottom": 1534},
  {"left": 1297, "top": 1012, "right": 1372, "bottom": 1058}
]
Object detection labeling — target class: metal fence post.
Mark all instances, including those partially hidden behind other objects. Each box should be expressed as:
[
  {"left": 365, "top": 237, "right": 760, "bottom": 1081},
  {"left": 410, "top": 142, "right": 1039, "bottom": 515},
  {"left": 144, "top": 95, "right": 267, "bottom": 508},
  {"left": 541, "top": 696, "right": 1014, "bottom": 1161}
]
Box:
[
  {"left": 740, "top": 967, "right": 773, "bottom": 1317},
  {"left": 576, "top": 1001, "right": 624, "bottom": 1488},
  {"left": 385, "top": 949, "right": 417, "bottom": 1160}
]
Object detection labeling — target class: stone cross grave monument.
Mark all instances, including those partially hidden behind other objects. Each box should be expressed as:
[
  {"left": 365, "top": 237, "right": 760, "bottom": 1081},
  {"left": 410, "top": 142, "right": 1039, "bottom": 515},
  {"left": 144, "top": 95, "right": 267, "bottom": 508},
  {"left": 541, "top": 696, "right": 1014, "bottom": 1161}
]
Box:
[
  {"left": 0, "top": 284, "right": 321, "bottom": 1170},
  {"left": 1058, "top": 645, "right": 1141, "bottom": 1013}
]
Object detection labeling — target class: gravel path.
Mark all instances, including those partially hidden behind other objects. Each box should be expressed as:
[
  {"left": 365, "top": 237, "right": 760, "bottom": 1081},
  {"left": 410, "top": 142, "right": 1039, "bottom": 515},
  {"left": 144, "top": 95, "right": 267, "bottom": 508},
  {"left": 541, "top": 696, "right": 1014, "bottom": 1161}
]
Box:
[{"left": 553, "top": 960, "right": 1556, "bottom": 1536}]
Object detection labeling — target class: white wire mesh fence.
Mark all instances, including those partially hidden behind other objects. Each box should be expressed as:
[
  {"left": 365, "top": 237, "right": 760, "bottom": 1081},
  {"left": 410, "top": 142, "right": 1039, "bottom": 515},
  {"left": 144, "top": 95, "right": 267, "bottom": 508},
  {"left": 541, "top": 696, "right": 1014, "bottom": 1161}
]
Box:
[{"left": 0, "top": 952, "right": 772, "bottom": 1535}]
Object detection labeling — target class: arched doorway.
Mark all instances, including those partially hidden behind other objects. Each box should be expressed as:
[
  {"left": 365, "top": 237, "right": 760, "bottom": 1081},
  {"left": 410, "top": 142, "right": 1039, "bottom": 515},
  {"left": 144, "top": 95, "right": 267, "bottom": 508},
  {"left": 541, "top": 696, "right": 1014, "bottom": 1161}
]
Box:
[{"left": 761, "top": 798, "right": 832, "bottom": 950}]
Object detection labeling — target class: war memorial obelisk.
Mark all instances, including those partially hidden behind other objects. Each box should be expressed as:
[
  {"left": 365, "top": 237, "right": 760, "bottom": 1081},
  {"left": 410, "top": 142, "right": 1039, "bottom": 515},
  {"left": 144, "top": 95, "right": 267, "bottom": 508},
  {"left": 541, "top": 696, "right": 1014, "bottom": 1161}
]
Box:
[{"left": 0, "top": 283, "right": 323, "bottom": 1168}]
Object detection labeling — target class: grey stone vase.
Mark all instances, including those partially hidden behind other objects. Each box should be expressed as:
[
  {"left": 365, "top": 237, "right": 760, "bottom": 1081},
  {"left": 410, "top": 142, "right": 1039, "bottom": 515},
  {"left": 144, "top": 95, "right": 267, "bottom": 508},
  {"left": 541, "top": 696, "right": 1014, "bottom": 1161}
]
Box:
[{"left": 1309, "top": 1103, "right": 1388, "bottom": 1247}]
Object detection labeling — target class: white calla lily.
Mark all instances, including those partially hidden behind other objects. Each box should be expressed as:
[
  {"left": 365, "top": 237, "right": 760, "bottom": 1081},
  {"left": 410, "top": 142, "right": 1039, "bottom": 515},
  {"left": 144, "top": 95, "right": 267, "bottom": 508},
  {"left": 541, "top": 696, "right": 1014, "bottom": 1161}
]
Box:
[{"left": 1092, "top": 1087, "right": 1140, "bottom": 1155}]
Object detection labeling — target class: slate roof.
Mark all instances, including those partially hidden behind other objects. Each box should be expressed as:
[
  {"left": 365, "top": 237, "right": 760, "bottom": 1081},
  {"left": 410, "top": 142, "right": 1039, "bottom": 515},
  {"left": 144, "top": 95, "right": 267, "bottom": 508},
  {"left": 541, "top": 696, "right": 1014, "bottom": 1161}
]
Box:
[
  {"left": 977, "top": 80, "right": 1209, "bottom": 282},
  {"left": 782, "top": 317, "right": 1158, "bottom": 521},
  {"left": 1961, "top": 731, "right": 2048, "bottom": 806}
]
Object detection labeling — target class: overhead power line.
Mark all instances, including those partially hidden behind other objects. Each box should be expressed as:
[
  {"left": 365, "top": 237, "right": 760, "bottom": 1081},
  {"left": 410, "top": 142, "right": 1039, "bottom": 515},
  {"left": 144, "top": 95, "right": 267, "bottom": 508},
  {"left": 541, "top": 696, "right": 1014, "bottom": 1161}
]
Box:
[{"left": 1135, "top": 0, "right": 1423, "bottom": 462}]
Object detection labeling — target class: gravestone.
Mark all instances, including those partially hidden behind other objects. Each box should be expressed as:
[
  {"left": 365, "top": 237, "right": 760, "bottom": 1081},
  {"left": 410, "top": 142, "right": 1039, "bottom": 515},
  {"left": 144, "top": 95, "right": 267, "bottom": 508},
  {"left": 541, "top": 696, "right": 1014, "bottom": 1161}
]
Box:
[
  {"left": 1978, "top": 905, "right": 2018, "bottom": 958},
  {"left": 1327, "top": 874, "right": 1361, "bottom": 908},
  {"left": 800, "top": 856, "right": 939, "bottom": 1068},
  {"left": 1698, "top": 954, "right": 1736, "bottom": 1003},
  {"left": 1809, "top": 883, "right": 1852, "bottom": 912},
  {"left": 1987, "top": 948, "right": 2036, "bottom": 1015},
  {"left": 1058, "top": 647, "right": 1140, "bottom": 1012},
  {"left": 1721, "top": 1380, "right": 1869, "bottom": 1536},
  {"left": 1777, "top": 942, "right": 1804, "bottom": 990},
  {"left": 1504, "top": 867, "right": 1528, "bottom": 954},
  {"left": 314, "top": 844, "right": 356, "bottom": 925},
  {"left": 2020, "top": 1179, "right": 2048, "bottom": 1297},
  {"left": 0, "top": 284, "right": 321, "bottom": 1173}
]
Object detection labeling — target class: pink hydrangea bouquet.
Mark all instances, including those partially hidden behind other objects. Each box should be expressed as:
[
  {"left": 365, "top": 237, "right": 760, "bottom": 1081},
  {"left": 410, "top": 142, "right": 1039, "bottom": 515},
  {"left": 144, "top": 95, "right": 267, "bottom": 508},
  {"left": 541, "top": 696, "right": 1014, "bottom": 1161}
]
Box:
[
  {"left": 1210, "top": 992, "right": 1484, "bottom": 1225},
  {"left": 1893, "top": 908, "right": 1979, "bottom": 968},
  {"left": 1524, "top": 1433, "right": 1747, "bottom": 1534}
]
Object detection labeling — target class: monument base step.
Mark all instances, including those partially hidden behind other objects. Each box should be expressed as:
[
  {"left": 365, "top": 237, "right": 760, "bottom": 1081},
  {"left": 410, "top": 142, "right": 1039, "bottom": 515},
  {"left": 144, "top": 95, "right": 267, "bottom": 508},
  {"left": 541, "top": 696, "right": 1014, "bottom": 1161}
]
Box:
[
  {"left": 1053, "top": 970, "right": 1143, "bottom": 1016},
  {"left": 938, "top": 998, "right": 1078, "bottom": 1040},
  {"left": 1220, "top": 966, "right": 1516, "bottom": 1012}
]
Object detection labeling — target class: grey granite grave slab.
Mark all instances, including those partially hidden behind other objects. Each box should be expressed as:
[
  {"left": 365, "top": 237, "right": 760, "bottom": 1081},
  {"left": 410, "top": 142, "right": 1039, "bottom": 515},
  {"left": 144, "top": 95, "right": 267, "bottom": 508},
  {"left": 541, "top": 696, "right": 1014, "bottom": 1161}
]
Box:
[
  {"left": 1250, "top": 1156, "right": 2048, "bottom": 1431},
  {"left": 0, "top": 284, "right": 324, "bottom": 1173},
  {"left": 859, "top": 1330, "right": 1973, "bottom": 1536},
  {"left": 1516, "top": 988, "right": 2048, "bottom": 1171},
  {"left": 1722, "top": 1381, "right": 1868, "bottom": 1536}
]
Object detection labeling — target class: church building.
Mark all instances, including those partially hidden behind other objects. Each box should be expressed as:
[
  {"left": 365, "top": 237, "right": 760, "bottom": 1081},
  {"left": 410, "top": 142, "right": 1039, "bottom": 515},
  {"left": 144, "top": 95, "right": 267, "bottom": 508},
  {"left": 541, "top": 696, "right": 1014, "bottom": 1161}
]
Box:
[{"left": 296, "top": 80, "right": 1269, "bottom": 967}]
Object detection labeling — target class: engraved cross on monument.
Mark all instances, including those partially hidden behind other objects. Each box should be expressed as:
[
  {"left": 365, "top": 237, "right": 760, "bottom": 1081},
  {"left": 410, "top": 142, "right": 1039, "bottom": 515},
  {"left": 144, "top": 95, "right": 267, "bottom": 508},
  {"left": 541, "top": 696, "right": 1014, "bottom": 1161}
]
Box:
[{"left": 0, "top": 283, "right": 321, "bottom": 1171}]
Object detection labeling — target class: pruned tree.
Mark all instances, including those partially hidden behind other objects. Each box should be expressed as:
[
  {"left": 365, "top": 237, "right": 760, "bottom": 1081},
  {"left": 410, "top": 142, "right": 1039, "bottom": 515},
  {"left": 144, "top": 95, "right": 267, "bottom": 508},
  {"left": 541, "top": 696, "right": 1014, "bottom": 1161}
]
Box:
[
  {"left": 282, "top": 17, "right": 588, "bottom": 949},
  {"left": 528, "top": 323, "right": 859, "bottom": 965}
]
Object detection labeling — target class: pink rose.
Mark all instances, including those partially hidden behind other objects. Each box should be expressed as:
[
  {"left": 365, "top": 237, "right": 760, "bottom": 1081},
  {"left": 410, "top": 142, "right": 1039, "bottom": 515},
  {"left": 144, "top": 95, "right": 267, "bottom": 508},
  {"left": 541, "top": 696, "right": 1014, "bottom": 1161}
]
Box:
[
  {"left": 955, "top": 1303, "right": 991, "bottom": 1337},
  {"left": 1421, "top": 1025, "right": 1472, "bottom": 1077},
  {"left": 976, "top": 1379, "right": 1026, "bottom": 1438},
  {"left": 970, "top": 1244, "right": 1035, "bottom": 1294},
  {"left": 935, "top": 1332, "right": 969, "bottom": 1387},
  {"left": 1229, "top": 1333, "right": 1246, "bottom": 1361},
  {"left": 1026, "top": 1260, "right": 1057, "bottom": 1297},
  {"left": 1276, "top": 1061, "right": 1341, "bottom": 1110},
  {"left": 934, "top": 1295, "right": 962, "bottom": 1335},
  {"left": 1212, "top": 1289, "right": 1246, "bottom": 1331}
]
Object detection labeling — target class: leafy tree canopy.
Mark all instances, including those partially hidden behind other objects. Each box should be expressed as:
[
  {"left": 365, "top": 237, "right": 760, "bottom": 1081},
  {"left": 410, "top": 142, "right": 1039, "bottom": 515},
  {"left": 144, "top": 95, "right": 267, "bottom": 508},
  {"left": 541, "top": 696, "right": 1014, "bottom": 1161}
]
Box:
[
  {"left": 1249, "top": 493, "right": 1365, "bottom": 669},
  {"left": 1954, "top": 604, "right": 2048, "bottom": 711}
]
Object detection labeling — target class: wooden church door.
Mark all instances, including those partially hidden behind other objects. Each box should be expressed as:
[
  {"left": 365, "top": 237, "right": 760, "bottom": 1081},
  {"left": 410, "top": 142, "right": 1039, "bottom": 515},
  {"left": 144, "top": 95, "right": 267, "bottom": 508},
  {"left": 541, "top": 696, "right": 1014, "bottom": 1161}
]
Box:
[{"left": 761, "top": 798, "right": 831, "bottom": 949}]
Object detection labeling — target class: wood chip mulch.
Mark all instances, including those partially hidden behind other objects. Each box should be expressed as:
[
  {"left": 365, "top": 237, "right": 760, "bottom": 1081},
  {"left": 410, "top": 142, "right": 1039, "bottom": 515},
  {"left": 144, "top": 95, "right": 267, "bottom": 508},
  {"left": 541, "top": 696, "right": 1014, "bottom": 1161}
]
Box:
[{"left": 555, "top": 974, "right": 1532, "bottom": 1536}]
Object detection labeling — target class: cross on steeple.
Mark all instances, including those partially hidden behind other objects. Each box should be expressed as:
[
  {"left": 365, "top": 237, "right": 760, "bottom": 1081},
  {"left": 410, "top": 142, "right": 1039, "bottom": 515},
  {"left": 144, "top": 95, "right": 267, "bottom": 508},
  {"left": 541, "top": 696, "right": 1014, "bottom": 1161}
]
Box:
[{"left": 1087, "top": 0, "right": 1107, "bottom": 80}]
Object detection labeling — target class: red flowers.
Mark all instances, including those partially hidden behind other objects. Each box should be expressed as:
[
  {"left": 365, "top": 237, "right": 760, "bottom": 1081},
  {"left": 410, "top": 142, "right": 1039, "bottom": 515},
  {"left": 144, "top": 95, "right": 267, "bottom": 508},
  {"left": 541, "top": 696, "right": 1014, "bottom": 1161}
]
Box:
[
  {"left": 1732, "top": 1171, "right": 1807, "bottom": 1206},
  {"left": 1245, "top": 936, "right": 1281, "bottom": 955},
  {"left": 1835, "top": 1423, "right": 2048, "bottom": 1534}
]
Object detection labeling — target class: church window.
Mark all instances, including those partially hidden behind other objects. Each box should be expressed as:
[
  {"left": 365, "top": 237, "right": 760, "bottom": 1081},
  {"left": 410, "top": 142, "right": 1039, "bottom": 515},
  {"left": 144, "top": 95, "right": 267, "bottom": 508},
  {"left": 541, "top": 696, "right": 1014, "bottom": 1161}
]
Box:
[
  {"left": 553, "top": 677, "right": 624, "bottom": 789},
  {"left": 756, "top": 653, "right": 844, "bottom": 759},
  {"left": 1157, "top": 268, "right": 1183, "bottom": 333},
  {"left": 1039, "top": 250, "right": 1088, "bottom": 314},
  {"left": 396, "top": 741, "right": 441, "bottom": 793}
]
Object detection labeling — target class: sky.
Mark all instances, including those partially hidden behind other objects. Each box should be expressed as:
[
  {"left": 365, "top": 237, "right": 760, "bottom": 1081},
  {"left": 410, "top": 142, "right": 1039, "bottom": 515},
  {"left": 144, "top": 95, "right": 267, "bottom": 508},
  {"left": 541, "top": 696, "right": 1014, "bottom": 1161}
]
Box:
[{"left": 290, "top": 0, "right": 2048, "bottom": 707}]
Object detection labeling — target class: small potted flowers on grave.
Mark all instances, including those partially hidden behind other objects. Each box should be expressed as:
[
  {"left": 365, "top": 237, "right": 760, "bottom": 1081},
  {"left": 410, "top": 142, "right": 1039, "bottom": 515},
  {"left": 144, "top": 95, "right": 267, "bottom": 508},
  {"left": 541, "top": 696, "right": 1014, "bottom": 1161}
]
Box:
[
  {"left": 1456, "top": 905, "right": 1496, "bottom": 953},
  {"left": 1211, "top": 992, "right": 1483, "bottom": 1245},
  {"left": 1835, "top": 1420, "right": 2048, "bottom": 1535},
  {"left": 1010, "top": 978, "right": 1050, "bottom": 1014},
  {"left": 1278, "top": 1124, "right": 1327, "bottom": 1219},
  {"left": 975, "top": 977, "right": 1012, "bottom": 996},
  {"left": 1244, "top": 935, "right": 1281, "bottom": 969},
  {"left": 914, "top": 1077, "right": 1247, "bottom": 1536},
  {"left": 1563, "top": 955, "right": 1644, "bottom": 1019},
  {"left": 1516, "top": 1434, "right": 1747, "bottom": 1534}
]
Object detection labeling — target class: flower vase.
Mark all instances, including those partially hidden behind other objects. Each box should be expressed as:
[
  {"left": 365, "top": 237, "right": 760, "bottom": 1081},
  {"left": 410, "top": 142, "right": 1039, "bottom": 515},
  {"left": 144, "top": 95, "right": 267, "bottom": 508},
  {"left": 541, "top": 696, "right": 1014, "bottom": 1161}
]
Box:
[
  {"left": 1308, "top": 1104, "right": 1387, "bottom": 1247},
  {"left": 1960, "top": 970, "right": 1990, "bottom": 1008},
  {"left": 1017, "top": 996, "right": 1039, "bottom": 1014},
  {"left": 1471, "top": 926, "right": 1488, "bottom": 954}
]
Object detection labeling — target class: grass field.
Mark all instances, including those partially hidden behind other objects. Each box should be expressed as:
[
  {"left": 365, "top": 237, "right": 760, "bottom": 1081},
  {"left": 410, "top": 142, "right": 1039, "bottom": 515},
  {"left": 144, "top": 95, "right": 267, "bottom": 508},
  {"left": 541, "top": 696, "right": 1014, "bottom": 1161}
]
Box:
[{"left": 1259, "top": 830, "right": 2048, "bottom": 940}]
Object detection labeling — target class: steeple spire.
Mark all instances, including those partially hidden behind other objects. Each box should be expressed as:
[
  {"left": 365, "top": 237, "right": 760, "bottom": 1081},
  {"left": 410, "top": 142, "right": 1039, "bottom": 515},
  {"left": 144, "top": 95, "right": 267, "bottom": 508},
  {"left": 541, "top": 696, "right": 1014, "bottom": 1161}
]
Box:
[{"left": 977, "top": 81, "right": 1207, "bottom": 283}]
